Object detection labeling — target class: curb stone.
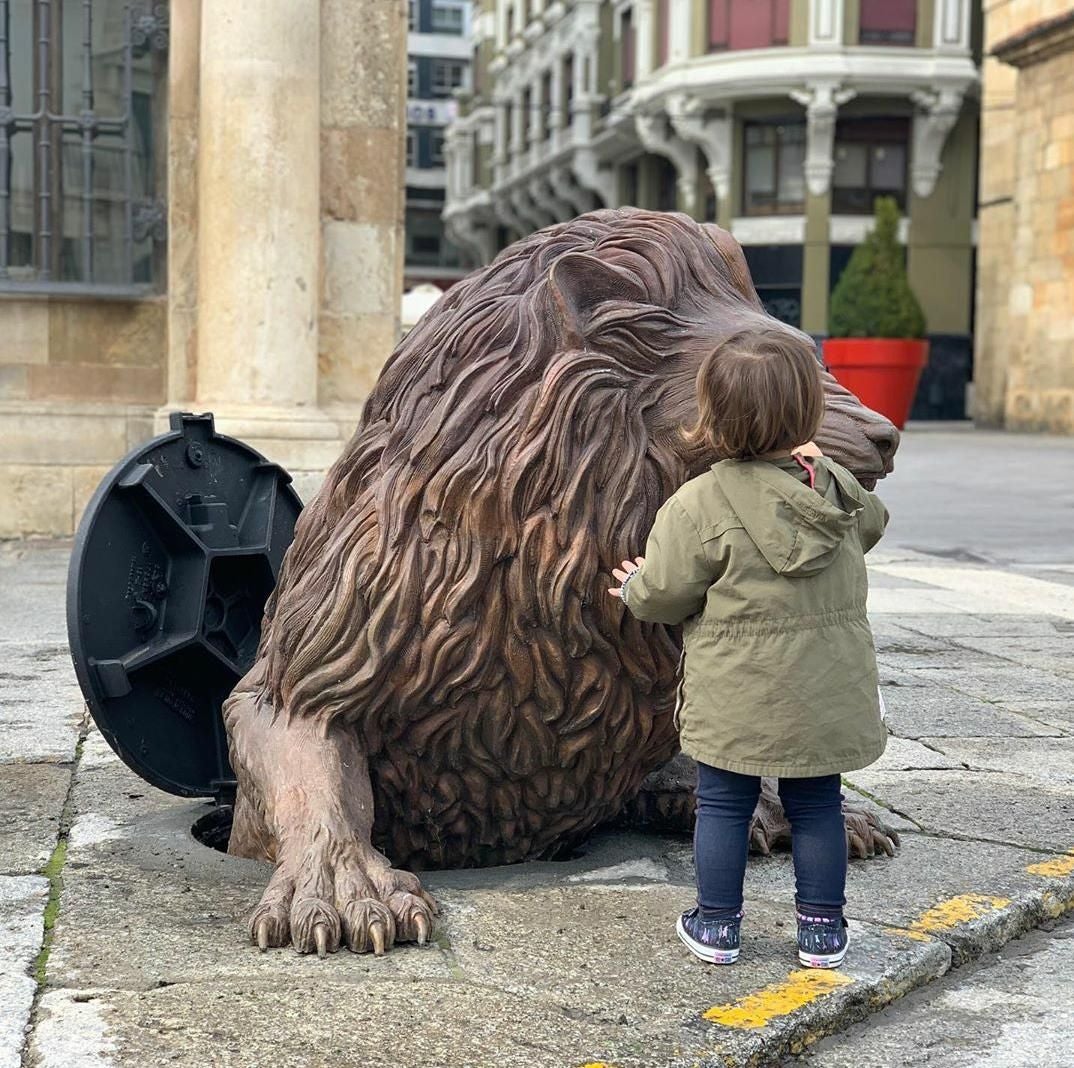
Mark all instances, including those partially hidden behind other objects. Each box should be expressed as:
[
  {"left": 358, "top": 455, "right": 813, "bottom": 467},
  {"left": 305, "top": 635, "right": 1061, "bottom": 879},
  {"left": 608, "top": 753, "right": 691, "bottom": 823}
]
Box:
[{"left": 683, "top": 869, "right": 1074, "bottom": 1067}]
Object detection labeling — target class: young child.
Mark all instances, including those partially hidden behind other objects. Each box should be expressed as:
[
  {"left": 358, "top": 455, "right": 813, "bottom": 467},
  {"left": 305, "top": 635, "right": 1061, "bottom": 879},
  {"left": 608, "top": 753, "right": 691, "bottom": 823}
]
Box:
[{"left": 608, "top": 326, "right": 888, "bottom": 970}]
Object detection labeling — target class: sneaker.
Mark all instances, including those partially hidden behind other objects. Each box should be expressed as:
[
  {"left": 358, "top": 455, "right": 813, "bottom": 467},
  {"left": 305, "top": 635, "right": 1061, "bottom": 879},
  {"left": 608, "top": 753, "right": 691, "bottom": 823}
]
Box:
[
  {"left": 796, "top": 911, "right": 849, "bottom": 969},
  {"left": 676, "top": 907, "right": 742, "bottom": 965}
]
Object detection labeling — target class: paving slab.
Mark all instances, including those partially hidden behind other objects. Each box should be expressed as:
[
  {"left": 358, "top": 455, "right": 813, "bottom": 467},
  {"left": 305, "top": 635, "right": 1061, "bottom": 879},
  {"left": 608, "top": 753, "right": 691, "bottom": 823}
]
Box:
[
  {"left": 867, "top": 737, "right": 963, "bottom": 772},
  {"left": 902, "top": 663, "right": 1074, "bottom": 705},
  {"left": 0, "top": 643, "right": 83, "bottom": 765},
  {"left": 990, "top": 698, "right": 1074, "bottom": 733},
  {"left": 36, "top": 903, "right": 947, "bottom": 1068},
  {"left": 0, "top": 875, "right": 48, "bottom": 1068},
  {"left": 788, "top": 919, "right": 1074, "bottom": 1068},
  {"left": 0, "top": 762, "right": 70, "bottom": 875},
  {"left": 882, "top": 614, "right": 1072, "bottom": 639},
  {"left": 919, "top": 737, "right": 1074, "bottom": 789},
  {"left": 877, "top": 683, "right": 1064, "bottom": 739},
  {"left": 0, "top": 543, "right": 69, "bottom": 650},
  {"left": 843, "top": 769, "right": 1074, "bottom": 854}
]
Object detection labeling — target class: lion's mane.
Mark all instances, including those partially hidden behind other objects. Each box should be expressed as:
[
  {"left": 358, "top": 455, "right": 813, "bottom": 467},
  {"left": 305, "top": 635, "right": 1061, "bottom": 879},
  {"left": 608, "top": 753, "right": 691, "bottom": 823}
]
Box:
[{"left": 247, "top": 209, "right": 779, "bottom": 868}]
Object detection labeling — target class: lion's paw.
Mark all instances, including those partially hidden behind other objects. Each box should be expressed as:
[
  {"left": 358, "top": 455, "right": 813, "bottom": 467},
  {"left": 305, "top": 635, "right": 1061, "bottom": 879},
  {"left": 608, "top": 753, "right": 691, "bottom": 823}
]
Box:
[
  {"left": 249, "top": 847, "right": 438, "bottom": 958},
  {"left": 844, "top": 805, "right": 900, "bottom": 859}
]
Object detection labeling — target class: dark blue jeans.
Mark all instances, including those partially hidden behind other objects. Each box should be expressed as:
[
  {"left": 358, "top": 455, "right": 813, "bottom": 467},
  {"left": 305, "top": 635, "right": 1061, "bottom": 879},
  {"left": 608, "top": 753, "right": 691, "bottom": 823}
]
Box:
[{"left": 694, "top": 762, "right": 847, "bottom": 918}]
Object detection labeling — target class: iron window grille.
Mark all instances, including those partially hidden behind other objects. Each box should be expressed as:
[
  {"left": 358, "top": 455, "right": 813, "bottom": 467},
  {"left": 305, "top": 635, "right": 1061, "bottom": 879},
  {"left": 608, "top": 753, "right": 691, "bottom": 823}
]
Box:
[{"left": 0, "top": 0, "right": 168, "bottom": 295}]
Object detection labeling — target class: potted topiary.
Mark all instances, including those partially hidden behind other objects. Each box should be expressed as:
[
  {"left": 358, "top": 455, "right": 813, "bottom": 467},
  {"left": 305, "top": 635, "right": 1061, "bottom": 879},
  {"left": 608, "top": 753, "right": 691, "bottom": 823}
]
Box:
[{"left": 824, "top": 196, "right": 928, "bottom": 430}]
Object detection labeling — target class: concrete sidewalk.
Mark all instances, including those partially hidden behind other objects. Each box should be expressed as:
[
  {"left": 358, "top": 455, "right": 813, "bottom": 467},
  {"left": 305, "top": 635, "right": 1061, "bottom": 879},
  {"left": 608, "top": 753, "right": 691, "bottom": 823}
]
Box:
[{"left": 2, "top": 537, "right": 1073, "bottom": 1068}]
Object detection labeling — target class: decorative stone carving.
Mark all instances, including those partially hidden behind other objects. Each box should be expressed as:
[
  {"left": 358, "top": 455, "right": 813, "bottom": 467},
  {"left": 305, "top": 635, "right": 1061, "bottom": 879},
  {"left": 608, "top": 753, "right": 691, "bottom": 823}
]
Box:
[
  {"left": 790, "top": 82, "right": 856, "bottom": 198},
  {"left": 667, "top": 94, "right": 732, "bottom": 206},
  {"left": 572, "top": 148, "right": 617, "bottom": 208},
  {"left": 910, "top": 88, "right": 965, "bottom": 198},
  {"left": 550, "top": 166, "right": 595, "bottom": 217},
  {"left": 635, "top": 111, "right": 698, "bottom": 212},
  {"left": 529, "top": 176, "right": 573, "bottom": 223}
]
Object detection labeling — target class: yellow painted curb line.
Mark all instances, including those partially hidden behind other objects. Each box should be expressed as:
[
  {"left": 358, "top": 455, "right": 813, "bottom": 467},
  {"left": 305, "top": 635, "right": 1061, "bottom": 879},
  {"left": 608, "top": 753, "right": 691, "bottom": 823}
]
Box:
[
  {"left": 1026, "top": 851, "right": 1074, "bottom": 878},
  {"left": 703, "top": 969, "right": 854, "bottom": 1030},
  {"left": 905, "top": 893, "right": 1011, "bottom": 937}
]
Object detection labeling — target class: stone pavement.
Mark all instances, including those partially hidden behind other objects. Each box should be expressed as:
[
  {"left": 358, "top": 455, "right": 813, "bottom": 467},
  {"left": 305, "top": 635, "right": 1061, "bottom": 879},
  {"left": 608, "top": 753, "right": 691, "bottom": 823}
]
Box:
[{"left": 3, "top": 442, "right": 1074, "bottom": 1067}]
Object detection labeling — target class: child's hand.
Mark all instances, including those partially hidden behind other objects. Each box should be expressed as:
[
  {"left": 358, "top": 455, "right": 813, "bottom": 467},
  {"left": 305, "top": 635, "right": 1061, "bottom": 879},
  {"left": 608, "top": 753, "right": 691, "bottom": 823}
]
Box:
[
  {"left": 793, "top": 440, "right": 823, "bottom": 458},
  {"left": 608, "top": 557, "right": 645, "bottom": 599}
]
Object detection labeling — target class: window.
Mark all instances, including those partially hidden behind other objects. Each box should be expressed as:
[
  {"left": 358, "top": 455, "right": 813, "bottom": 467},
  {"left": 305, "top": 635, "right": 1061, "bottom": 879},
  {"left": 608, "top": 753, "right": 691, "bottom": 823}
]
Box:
[
  {"left": 521, "top": 88, "right": 532, "bottom": 146},
  {"left": 859, "top": 0, "right": 916, "bottom": 45},
  {"left": 657, "top": 0, "right": 670, "bottom": 67},
  {"left": 413, "top": 234, "right": 442, "bottom": 255},
  {"left": 408, "top": 0, "right": 417, "bottom": 31},
  {"left": 408, "top": 61, "right": 418, "bottom": 96},
  {"left": 832, "top": 118, "right": 910, "bottom": 213},
  {"left": 656, "top": 157, "right": 677, "bottom": 212},
  {"left": 621, "top": 7, "right": 636, "bottom": 90},
  {"left": 709, "top": 0, "right": 790, "bottom": 52},
  {"left": 406, "top": 131, "right": 418, "bottom": 167},
  {"left": 430, "top": 132, "right": 445, "bottom": 165},
  {"left": 541, "top": 71, "right": 553, "bottom": 137},
  {"left": 431, "top": 1, "right": 465, "bottom": 35},
  {"left": 743, "top": 121, "right": 806, "bottom": 216},
  {"left": 431, "top": 59, "right": 466, "bottom": 97},
  {"left": 0, "top": 0, "right": 167, "bottom": 290},
  {"left": 563, "top": 54, "right": 574, "bottom": 122}
]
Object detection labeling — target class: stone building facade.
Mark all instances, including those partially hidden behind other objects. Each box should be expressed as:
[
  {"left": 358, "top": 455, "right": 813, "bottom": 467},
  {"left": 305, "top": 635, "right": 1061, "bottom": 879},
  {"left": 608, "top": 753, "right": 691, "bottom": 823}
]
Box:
[
  {"left": 975, "top": 2, "right": 1074, "bottom": 432},
  {"left": 0, "top": 0, "right": 407, "bottom": 537},
  {"left": 444, "top": 0, "right": 981, "bottom": 413}
]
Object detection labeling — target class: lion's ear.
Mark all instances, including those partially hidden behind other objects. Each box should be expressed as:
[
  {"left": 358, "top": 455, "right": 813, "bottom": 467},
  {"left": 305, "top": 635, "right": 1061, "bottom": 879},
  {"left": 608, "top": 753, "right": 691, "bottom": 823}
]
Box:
[{"left": 548, "top": 252, "right": 647, "bottom": 344}]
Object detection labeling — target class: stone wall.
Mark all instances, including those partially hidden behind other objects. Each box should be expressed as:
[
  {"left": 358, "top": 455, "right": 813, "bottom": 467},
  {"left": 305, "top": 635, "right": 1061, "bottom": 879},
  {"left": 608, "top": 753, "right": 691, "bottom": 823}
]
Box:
[
  {"left": 976, "top": 1, "right": 1074, "bottom": 432},
  {"left": 0, "top": 0, "right": 407, "bottom": 537}
]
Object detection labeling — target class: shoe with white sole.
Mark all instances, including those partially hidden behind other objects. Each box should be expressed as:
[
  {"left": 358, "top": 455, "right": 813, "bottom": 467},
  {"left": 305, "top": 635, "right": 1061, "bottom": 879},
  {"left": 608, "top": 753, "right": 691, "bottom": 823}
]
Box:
[
  {"left": 676, "top": 906, "right": 742, "bottom": 965},
  {"left": 796, "top": 911, "right": 848, "bottom": 969}
]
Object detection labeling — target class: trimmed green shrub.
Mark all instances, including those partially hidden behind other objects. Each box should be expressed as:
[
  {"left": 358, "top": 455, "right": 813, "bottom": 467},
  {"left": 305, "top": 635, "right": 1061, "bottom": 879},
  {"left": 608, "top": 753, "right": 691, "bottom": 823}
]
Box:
[{"left": 828, "top": 196, "right": 926, "bottom": 339}]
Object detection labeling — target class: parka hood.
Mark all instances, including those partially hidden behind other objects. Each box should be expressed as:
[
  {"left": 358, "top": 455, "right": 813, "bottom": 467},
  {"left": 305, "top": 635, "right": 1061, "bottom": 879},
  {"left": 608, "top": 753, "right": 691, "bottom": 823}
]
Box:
[{"left": 713, "top": 458, "right": 868, "bottom": 577}]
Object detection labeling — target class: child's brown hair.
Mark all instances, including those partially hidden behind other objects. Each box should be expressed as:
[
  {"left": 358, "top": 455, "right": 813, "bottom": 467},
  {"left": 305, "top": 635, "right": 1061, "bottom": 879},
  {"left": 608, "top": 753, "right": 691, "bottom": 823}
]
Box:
[{"left": 683, "top": 326, "right": 825, "bottom": 460}]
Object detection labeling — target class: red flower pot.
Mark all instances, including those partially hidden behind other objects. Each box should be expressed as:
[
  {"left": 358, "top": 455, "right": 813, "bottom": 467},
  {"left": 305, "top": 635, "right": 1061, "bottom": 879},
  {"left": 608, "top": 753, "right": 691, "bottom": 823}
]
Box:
[{"left": 822, "top": 338, "right": 929, "bottom": 431}]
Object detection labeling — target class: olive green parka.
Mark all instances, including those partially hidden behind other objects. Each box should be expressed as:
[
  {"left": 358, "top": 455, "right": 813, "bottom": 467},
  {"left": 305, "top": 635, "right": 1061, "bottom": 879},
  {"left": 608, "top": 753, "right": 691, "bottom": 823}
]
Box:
[{"left": 623, "top": 456, "right": 888, "bottom": 778}]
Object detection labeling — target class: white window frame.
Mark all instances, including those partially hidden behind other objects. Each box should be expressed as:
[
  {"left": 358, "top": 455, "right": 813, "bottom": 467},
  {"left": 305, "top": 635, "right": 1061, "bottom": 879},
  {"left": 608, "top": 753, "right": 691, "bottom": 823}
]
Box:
[
  {"left": 430, "top": 131, "right": 446, "bottom": 165},
  {"left": 431, "top": 0, "right": 467, "bottom": 35},
  {"left": 431, "top": 58, "right": 467, "bottom": 96}
]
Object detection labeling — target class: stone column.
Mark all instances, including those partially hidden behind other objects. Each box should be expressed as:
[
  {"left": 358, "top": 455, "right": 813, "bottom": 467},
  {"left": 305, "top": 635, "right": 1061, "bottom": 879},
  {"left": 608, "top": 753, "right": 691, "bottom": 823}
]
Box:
[
  {"left": 196, "top": 0, "right": 322, "bottom": 413},
  {"left": 187, "top": 0, "right": 342, "bottom": 489}
]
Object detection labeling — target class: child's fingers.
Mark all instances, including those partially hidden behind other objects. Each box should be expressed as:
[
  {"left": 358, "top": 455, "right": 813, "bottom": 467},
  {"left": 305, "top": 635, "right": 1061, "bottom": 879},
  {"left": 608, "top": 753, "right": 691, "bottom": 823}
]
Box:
[
  {"left": 611, "top": 568, "right": 630, "bottom": 582},
  {"left": 634, "top": 556, "right": 645, "bottom": 567},
  {"left": 607, "top": 587, "right": 622, "bottom": 598}
]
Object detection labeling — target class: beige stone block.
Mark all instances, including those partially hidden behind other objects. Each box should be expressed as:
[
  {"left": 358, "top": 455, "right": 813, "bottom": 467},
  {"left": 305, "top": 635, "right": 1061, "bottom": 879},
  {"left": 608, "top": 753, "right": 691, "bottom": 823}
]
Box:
[
  {"left": 29, "top": 363, "right": 164, "bottom": 405},
  {"left": 0, "top": 464, "right": 74, "bottom": 538},
  {"left": 322, "top": 221, "right": 399, "bottom": 318},
  {"left": 72, "top": 465, "right": 113, "bottom": 529},
  {"left": 321, "top": 0, "right": 406, "bottom": 130},
  {"left": 0, "top": 365, "right": 28, "bottom": 399},
  {"left": 322, "top": 126, "right": 404, "bottom": 225},
  {"left": 318, "top": 313, "right": 397, "bottom": 406},
  {"left": 0, "top": 404, "right": 141, "bottom": 465},
  {"left": 0, "top": 303, "right": 49, "bottom": 365},
  {"left": 47, "top": 300, "right": 167, "bottom": 369}
]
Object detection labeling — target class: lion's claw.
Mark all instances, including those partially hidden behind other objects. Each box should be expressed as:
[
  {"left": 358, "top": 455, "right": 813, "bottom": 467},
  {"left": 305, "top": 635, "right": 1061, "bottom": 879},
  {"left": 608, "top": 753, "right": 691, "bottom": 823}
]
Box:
[
  {"left": 844, "top": 806, "right": 900, "bottom": 860},
  {"left": 415, "top": 912, "right": 429, "bottom": 946},
  {"left": 314, "top": 923, "right": 331, "bottom": 959}
]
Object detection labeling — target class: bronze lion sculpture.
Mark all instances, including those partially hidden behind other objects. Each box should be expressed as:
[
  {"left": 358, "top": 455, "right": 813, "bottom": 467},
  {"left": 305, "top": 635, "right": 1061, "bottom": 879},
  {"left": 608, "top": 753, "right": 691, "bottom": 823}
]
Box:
[{"left": 223, "top": 209, "right": 900, "bottom": 957}]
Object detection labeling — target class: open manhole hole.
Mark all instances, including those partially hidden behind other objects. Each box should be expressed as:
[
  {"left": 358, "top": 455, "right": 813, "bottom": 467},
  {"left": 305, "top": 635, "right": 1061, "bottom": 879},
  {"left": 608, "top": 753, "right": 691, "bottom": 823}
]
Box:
[{"left": 192, "top": 805, "right": 233, "bottom": 853}]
